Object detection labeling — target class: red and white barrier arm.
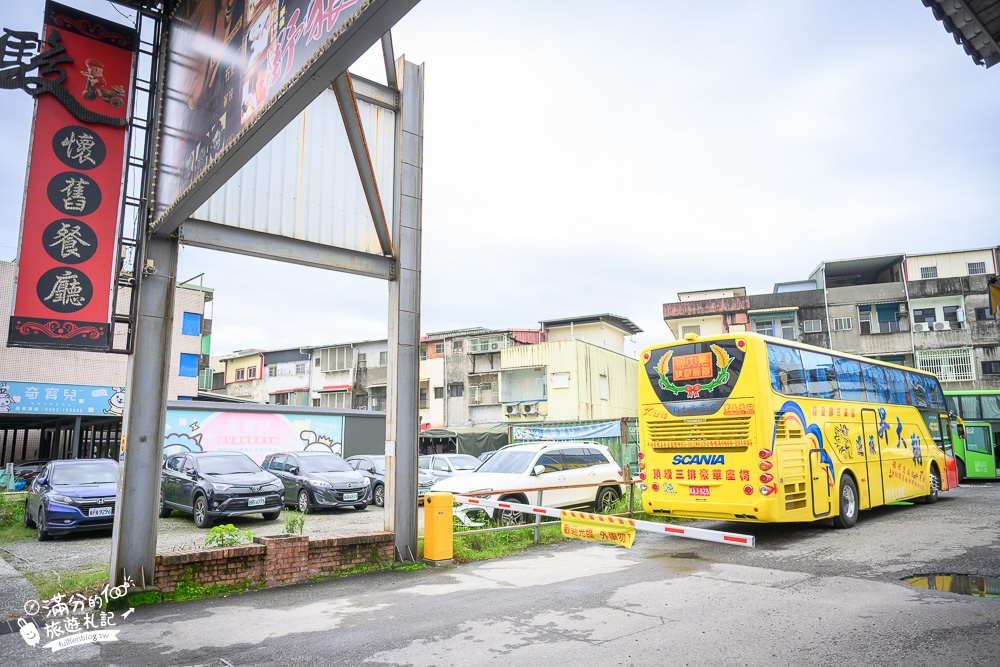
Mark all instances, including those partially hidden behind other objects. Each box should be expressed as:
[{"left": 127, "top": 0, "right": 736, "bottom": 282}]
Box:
[{"left": 453, "top": 495, "right": 755, "bottom": 548}]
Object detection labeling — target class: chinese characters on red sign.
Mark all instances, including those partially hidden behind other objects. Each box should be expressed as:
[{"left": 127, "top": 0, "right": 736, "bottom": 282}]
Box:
[
  {"left": 6, "top": 2, "right": 135, "bottom": 350},
  {"left": 672, "top": 352, "right": 714, "bottom": 381}
]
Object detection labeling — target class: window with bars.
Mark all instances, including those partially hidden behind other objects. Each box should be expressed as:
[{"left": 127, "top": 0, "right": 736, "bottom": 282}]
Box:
[
  {"left": 920, "top": 266, "right": 938, "bottom": 279},
  {"left": 370, "top": 387, "right": 386, "bottom": 411},
  {"left": 968, "top": 261, "right": 987, "bottom": 275},
  {"left": 468, "top": 374, "right": 498, "bottom": 405},
  {"left": 916, "top": 348, "right": 975, "bottom": 382},
  {"left": 320, "top": 346, "right": 353, "bottom": 372},
  {"left": 320, "top": 391, "right": 351, "bottom": 409},
  {"left": 357, "top": 352, "right": 367, "bottom": 368}
]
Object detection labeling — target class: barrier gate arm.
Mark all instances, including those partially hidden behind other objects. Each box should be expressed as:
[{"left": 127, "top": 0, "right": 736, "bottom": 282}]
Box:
[{"left": 453, "top": 495, "right": 755, "bottom": 548}]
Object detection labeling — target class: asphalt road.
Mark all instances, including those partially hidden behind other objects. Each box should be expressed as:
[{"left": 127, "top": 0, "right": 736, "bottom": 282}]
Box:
[{"left": 3, "top": 482, "right": 1000, "bottom": 666}]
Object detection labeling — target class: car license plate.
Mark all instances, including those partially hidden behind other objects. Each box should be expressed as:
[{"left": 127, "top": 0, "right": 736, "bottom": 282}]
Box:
[
  {"left": 343, "top": 492, "right": 359, "bottom": 501},
  {"left": 247, "top": 497, "right": 265, "bottom": 507},
  {"left": 689, "top": 486, "right": 710, "bottom": 497},
  {"left": 88, "top": 507, "right": 113, "bottom": 517}
]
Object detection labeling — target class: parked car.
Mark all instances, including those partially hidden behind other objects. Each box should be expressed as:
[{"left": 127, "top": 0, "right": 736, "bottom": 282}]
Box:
[
  {"left": 263, "top": 451, "right": 370, "bottom": 512},
  {"left": 159, "top": 451, "right": 283, "bottom": 528},
  {"left": 418, "top": 454, "right": 482, "bottom": 481},
  {"left": 478, "top": 451, "right": 497, "bottom": 463},
  {"left": 23, "top": 459, "right": 119, "bottom": 541},
  {"left": 346, "top": 454, "right": 437, "bottom": 506},
  {"left": 13, "top": 459, "right": 48, "bottom": 489},
  {"left": 430, "top": 442, "right": 624, "bottom": 525}
]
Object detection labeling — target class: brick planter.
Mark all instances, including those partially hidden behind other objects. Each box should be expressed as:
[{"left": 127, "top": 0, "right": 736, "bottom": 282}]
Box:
[{"left": 154, "top": 532, "right": 394, "bottom": 596}]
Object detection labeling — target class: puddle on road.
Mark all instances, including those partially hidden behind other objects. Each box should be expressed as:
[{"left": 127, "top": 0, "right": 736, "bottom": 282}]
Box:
[
  {"left": 904, "top": 574, "right": 1000, "bottom": 598},
  {"left": 670, "top": 552, "right": 702, "bottom": 560}
]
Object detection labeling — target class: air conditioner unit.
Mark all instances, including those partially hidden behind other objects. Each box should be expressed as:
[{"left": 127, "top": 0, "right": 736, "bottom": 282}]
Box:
[
  {"left": 933, "top": 321, "right": 949, "bottom": 331},
  {"left": 956, "top": 307, "right": 966, "bottom": 323},
  {"left": 504, "top": 404, "right": 519, "bottom": 416},
  {"left": 912, "top": 323, "right": 929, "bottom": 333},
  {"left": 898, "top": 303, "right": 908, "bottom": 314},
  {"left": 521, "top": 402, "right": 537, "bottom": 415},
  {"left": 490, "top": 342, "right": 501, "bottom": 351}
]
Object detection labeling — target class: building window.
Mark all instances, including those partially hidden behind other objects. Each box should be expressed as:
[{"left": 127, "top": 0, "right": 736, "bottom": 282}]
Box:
[
  {"left": 468, "top": 335, "right": 506, "bottom": 353},
  {"left": 271, "top": 393, "right": 290, "bottom": 405},
  {"left": 468, "top": 374, "right": 498, "bottom": 405},
  {"left": 434, "top": 343, "right": 444, "bottom": 355},
  {"left": 357, "top": 352, "right": 367, "bottom": 368},
  {"left": 235, "top": 368, "right": 245, "bottom": 381},
  {"left": 312, "top": 398, "right": 321, "bottom": 406},
  {"left": 433, "top": 387, "right": 444, "bottom": 399},
  {"left": 315, "top": 358, "right": 321, "bottom": 366},
  {"left": 912, "top": 308, "right": 936, "bottom": 326},
  {"left": 448, "top": 383, "right": 464, "bottom": 398},
  {"left": 420, "top": 344, "right": 427, "bottom": 360},
  {"left": 778, "top": 318, "right": 795, "bottom": 340},
  {"left": 419, "top": 387, "right": 428, "bottom": 409},
  {"left": 753, "top": 320, "right": 773, "bottom": 336},
  {"left": 803, "top": 319, "right": 822, "bottom": 333},
  {"left": 179, "top": 353, "right": 199, "bottom": 377},
  {"left": 550, "top": 372, "right": 570, "bottom": 389},
  {"left": 295, "top": 361, "right": 308, "bottom": 374},
  {"left": 916, "top": 348, "right": 975, "bottom": 382},
  {"left": 247, "top": 366, "right": 257, "bottom": 379},
  {"left": 599, "top": 374, "right": 609, "bottom": 401},
  {"left": 920, "top": 266, "right": 938, "bottom": 279},
  {"left": 833, "top": 317, "right": 852, "bottom": 331},
  {"left": 982, "top": 361, "right": 1000, "bottom": 375},
  {"left": 379, "top": 351, "right": 388, "bottom": 366},
  {"left": 369, "top": 387, "right": 386, "bottom": 411},
  {"left": 319, "top": 346, "right": 352, "bottom": 372},
  {"left": 181, "top": 312, "right": 201, "bottom": 336},
  {"left": 860, "top": 304, "right": 901, "bottom": 334},
  {"left": 267, "top": 365, "right": 277, "bottom": 377},
  {"left": 968, "top": 261, "right": 987, "bottom": 275},
  {"left": 320, "top": 391, "right": 350, "bottom": 409},
  {"left": 974, "top": 307, "right": 995, "bottom": 321},
  {"left": 680, "top": 325, "right": 701, "bottom": 337},
  {"left": 452, "top": 340, "right": 464, "bottom": 353},
  {"left": 942, "top": 306, "right": 964, "bottom": 328}
]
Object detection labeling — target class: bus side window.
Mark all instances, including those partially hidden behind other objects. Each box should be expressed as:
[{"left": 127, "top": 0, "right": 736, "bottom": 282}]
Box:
[
  {"left": 800, "top": 350, "right": 840, "bottom": 400},
  {"left": 861, "top": 364, "right": 891, "bottom": 404},
  {"left": 884, "top": 367, "right": 910, "bottom": 405},
  {"left": 767, "top": 344, "right": 808, "bottom": 397},
  {"left": 906, "top": 372, "right": 928, "bottom": 408},
  {"left": 834, "top": 357, "right": 866, "bottom": 402}
]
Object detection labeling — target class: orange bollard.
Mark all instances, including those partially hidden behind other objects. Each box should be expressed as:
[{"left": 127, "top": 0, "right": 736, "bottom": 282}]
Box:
[{"left": 423, "top": 492, "right": 454, "bottom": 564}]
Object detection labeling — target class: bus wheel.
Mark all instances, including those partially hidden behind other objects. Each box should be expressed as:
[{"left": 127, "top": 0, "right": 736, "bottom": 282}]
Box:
[
  {"left": 956, "top": 458, "right": 966, "bottom": 483},
  {"left": 923, "top": 465, "right": 941, "bottom": 504},
  {"left": 832, "top": 476, "right": 858, "bottom": 529}
]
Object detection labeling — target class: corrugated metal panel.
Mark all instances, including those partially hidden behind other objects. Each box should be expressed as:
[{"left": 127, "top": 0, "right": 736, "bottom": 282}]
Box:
[{"left": 191, "top": 89, "right": 395, "bottom": 254}]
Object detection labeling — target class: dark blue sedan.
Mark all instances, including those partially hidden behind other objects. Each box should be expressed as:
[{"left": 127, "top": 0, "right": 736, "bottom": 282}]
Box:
[{"left": 23, "top": 459, "right": 119, "bottom": 541}]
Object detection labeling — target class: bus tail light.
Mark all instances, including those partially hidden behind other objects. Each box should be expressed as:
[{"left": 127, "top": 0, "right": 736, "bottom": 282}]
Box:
[
  {"left": 759, "top": 461, "right": 773, "bottom": 471},
  {"left": 638, "top": 471, "right": 646, "bottom": 481},
  {"left": 759, "top": 485, "right": 776, "bottom": 496},
  {"left": 638, "top": 482, "right": 647, "bottom": 491},
  {"left": 759, "top": 473, "right": 773, "bottom": 483},
  {"left": 651, "top": 482, "right": 659, "bottom": 492},
  {"left": 638, "top": 461, "right": 646, "bottom": 471},
  {"left": 758, "top": 449, "right": 772, "bottom": 460},
  {"left": 637, "top": 450, "right": 644, "bottom": 460},
  {"left": 743, "top": 485, "right": 754, "bottom": 495}
]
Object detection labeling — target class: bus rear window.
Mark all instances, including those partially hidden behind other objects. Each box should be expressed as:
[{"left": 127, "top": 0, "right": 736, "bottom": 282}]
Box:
[{"left": 643, "top": 341, "right": 745, "bottom": 404}]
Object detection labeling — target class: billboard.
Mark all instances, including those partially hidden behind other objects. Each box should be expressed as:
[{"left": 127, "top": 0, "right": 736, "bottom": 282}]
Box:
[
  {"left": 163, "top": 406, "right": 346, "bottom": 464},
  {"left": 6, "top": 2, "right": 136, "bottom": 350},
  {"left": 152, "top": 0, "right": 418, "bottom": 232},
  {"left": 0, "top": 381, "right": 123, "bottom": 416}
]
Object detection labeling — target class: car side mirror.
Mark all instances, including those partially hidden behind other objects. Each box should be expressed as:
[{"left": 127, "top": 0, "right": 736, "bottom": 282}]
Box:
[
  {"left": 532, "top": 465, "right": 545, "bottom": 476},
  {"left": 36, "top": 477, "right": 46, "bottom": 487},
  {"left": 367, "top": 467, "right": 376, "bottom": 474},
  {"left": 289, "top": 466, "right": 300, "bottom": 476},
  {"left": 958, "top": 425, "right": 966, "bottom": 439},
  {"left": 185, "top": 467, "right": 197, "bottom": 478}
]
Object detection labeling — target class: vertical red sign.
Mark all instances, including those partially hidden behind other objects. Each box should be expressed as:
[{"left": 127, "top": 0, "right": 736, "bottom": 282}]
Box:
[{"left": 7, "top": 2, "right": 136, "bottom": 350}]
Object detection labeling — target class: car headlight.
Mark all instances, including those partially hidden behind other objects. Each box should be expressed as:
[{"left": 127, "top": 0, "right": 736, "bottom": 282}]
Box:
[
  {"left": 268, "top": 483, "right": 283, "bottom": 492},
  {"left": 362, "top": 477, "right": 370, "bottom": 486},
  {"left": 310, "top": 479, "right": 333, "bottom": 488},
  {"left": 212, "top": 483, "right": 233, "bottom": 491},
  {"left": 48, "top": 494, "right": 74, "bottom": 505}
]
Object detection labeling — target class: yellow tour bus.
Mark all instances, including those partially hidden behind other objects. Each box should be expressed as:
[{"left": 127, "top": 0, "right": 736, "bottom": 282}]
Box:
[{"left": 637, "top": 332, "right": 956, "bottom": 528}]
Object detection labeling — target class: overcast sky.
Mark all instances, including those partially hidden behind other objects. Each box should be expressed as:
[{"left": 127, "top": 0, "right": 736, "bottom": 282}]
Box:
[{"left": 2, "top": 1, "right": 998, "bottom": 359}]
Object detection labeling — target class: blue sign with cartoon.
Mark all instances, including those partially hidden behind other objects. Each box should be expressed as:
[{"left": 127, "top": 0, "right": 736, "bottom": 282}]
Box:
[{"left": 0, "top": 381, "right": 123, "bottom": 416}]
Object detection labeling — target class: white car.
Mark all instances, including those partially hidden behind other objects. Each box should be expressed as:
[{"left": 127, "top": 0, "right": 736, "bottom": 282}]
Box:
[{"left": 429, "top": 441, "right": 625, "bottom": 525}]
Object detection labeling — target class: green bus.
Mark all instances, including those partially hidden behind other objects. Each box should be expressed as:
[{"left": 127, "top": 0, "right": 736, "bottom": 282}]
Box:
[{"left": 945, "top": 391, "right": 1000, "bottom": 480}]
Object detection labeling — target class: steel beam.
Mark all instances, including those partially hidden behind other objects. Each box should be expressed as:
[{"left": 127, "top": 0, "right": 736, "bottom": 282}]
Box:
[
  {"left": 332, "top": 72, "right": 394, "bottom": 257},
  {"left": 109, "top": 234, "right": 179, "bottom": 588},
  {"left": 151, "top": 0, "right": 421, "bottom": 237},
  {"left": 386, "top": 58, "right": 423, "bottom": 561},
  {"left": 352, "top": 73, "right": 399, "bottom": 111},
  {"left": 179, "top": 220, "right": 395, "bottom": 280},
  {"left": 381, "top": 33, "right": 398, "bottom": 89}
]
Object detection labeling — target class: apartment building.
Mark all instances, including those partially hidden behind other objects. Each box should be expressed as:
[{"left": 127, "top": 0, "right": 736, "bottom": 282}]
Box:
[{"left": 661, "top": 246, "right": 1000, "bottom": 390}]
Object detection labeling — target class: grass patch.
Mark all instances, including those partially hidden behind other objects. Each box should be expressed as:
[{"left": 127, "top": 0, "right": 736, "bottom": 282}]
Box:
[
  {"left": 171, "top": 576, "right": 264, "bottom": 602},
  {"left": 0, "top": 493, "right": 33, "bottom": 544},
  {"left": 24, "top": 566, "right": 108, "bottom": 601},
  {"left": 451, "top": 523, "right": 565, "bottom": 564}
]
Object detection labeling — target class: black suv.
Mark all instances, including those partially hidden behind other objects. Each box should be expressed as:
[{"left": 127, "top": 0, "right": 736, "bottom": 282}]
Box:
[
  {"left": 262, "top": 451, "right": 371, "bottom": 512},
  {"left": 159, "top": 451, "right": 284, "bottom": 528}
]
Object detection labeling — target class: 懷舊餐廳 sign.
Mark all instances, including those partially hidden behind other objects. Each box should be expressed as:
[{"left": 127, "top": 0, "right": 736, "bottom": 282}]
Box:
[{"left": 5, "top": 1, "right": 136, "bottom": 350}]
